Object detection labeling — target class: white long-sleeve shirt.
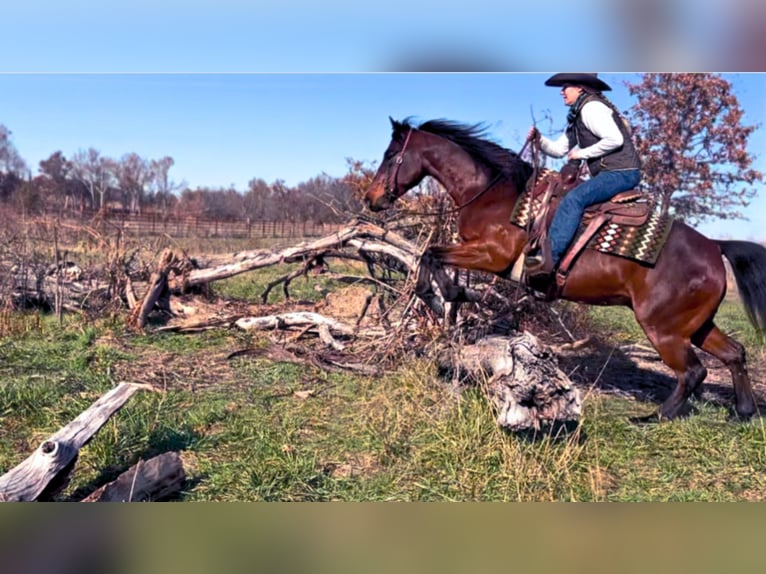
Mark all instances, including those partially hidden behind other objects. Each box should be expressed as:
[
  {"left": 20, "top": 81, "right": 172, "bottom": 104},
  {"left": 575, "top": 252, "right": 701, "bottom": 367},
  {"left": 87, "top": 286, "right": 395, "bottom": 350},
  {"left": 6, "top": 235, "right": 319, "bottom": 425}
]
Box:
[{"left": 539, "top": 100, "right": 624, "bottom": 160}]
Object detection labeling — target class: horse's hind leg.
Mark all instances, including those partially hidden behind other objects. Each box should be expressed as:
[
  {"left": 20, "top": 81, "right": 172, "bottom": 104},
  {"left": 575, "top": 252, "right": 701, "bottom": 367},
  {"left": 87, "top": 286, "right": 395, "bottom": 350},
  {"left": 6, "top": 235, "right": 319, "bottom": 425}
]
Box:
[
  {"left": 637, "top": 325, "right": 707, "bottom": 420},
  {"left": 657, "top": 341, "right": 707, "bottom": 420},
  {"left": 692, "top": 321, "right": 756, "bottom": 419}
]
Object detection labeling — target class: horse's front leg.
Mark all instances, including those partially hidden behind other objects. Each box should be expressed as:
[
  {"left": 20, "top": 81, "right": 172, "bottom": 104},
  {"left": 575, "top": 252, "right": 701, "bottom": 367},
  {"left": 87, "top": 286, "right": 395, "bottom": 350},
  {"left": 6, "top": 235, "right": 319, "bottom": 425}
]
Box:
[
  {"left": 424, "top": 247, "right": 481, "bottom": 303},
  {"left": 415, "top": 250, "right": 446, "bottom": 315},
  {"left": 416, "top": 239, "right": 519, "bottom": 305}
]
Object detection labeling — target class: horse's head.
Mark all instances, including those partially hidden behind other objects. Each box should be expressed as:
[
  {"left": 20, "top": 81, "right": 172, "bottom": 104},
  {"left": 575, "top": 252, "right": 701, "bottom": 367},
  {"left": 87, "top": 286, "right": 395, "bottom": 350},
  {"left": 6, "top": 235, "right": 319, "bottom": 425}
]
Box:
[{"left": 364, "top": 117, "right": 427, "bottom": 212}]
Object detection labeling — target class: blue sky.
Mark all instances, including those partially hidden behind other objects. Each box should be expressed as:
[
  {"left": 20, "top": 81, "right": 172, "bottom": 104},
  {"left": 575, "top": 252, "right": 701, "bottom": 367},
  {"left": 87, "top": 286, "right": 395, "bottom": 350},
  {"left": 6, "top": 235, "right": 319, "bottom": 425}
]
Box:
[
  {"left": 4, "top": 1, "right": 761, "bottom": 72},
  {"left": 1, "top": 73, "right": 763, "bottom": 240},
  {"left": 2, "top": 2, "right": 765, "bottom": 240}
]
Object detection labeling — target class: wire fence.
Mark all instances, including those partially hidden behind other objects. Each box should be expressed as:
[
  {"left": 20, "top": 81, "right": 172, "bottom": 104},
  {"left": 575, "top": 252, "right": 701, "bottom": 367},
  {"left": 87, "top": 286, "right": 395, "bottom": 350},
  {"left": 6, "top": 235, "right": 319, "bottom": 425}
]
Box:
[
  {"left": 15, "top": 210, "right": 345, "bottom": 241},
  {"left": 98, "top": 212, "right": 342, "bottom": 239}
]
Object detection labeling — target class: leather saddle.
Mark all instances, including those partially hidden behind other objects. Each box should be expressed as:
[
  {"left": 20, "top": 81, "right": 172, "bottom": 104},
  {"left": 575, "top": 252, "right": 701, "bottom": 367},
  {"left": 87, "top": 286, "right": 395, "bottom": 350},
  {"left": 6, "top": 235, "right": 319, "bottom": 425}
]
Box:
[
  {"left": 529, "top": 163, "right": 651, "bottom": 231},
  {"left": 522, "top": 163, "right": 653, "bottom": 297}
]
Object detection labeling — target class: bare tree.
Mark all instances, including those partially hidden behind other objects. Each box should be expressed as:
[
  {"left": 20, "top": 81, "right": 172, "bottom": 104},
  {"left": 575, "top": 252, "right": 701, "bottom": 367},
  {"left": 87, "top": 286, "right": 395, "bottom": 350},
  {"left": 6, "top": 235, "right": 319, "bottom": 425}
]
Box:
[
  {"left": 244, "top": 177, "right": 270, "bottom": 220},
  {"left": 296, "top": 173, "right": 360, "bottom": 223},
  {"left": 148, "top": 156, "right": 183, "bottom": 215},
  {"left": 69, "top": 148, "right": 116, "bottom": 211},
  {"left": 0, "top": 125, "right": 27, "bottom": 204},
  {"left": 0, "top": 125, "right": 27, "bottom": 177},
  {"left": 116, "top": 153, "right": 152, "bottom": 215}
]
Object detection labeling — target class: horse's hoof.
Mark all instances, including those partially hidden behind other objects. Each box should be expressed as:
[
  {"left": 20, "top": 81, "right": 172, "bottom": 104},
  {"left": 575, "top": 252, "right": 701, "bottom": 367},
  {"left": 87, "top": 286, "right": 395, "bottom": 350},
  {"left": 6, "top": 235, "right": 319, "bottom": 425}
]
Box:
[
  {"left": 656, "top": 401, "right": 695, "bottom": 421},
  {"left": 732, "top": 405, "right": 758, "bottom": 422}
]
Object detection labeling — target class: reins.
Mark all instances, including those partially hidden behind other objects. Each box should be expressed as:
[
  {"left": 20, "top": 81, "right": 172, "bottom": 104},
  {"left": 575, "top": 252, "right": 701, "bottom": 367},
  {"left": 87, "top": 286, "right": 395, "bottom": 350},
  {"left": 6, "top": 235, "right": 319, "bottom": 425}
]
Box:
[{"left": 396, "top": 132, "right": 539, "bottom": 219}]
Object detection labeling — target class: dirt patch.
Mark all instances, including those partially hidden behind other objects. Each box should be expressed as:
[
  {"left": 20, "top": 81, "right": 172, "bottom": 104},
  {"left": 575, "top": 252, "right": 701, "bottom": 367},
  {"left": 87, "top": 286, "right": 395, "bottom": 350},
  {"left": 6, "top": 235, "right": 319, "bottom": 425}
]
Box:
[{"left": 315, "top": 285, "right": 380, "bottom": 326}]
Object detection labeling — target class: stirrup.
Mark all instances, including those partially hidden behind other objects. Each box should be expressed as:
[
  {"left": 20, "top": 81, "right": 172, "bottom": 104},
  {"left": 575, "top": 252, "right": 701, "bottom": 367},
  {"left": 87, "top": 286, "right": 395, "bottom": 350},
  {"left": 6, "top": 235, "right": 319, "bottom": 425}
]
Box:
[{"left": 525, "top": 239, "right": 554, "bottom": 277}]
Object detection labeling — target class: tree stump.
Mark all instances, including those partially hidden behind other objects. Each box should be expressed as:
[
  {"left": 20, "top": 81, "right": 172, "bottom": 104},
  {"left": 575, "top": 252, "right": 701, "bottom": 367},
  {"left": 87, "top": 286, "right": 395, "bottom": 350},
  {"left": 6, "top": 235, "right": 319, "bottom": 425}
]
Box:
[
  {"left": 439, "top": 332, "right": 582, "bottom": 435},
  {"left": 128, "top": 248, "right": 176, "bottom": 329}
]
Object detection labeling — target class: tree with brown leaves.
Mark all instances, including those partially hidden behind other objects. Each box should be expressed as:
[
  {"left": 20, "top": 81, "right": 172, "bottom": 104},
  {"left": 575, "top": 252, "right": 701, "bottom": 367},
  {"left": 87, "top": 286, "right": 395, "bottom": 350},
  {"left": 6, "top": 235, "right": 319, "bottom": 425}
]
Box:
[{"left": 626, "top": 73, "right": 762, "bottom": 225}]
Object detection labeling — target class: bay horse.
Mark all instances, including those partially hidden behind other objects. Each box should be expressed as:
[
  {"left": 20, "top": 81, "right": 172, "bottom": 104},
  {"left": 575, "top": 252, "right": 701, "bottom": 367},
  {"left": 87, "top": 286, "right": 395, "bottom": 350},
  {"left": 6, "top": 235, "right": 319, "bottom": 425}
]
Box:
[{"left": 364, "top": 117, "right": 766, "bottom": 421}]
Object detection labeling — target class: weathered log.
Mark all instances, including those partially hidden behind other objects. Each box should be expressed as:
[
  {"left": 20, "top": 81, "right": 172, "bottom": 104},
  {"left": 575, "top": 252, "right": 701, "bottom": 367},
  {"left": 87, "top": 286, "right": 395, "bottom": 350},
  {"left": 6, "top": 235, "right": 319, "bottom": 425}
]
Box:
[
  {"left": 234, "top": 311, "right": 387, "bottom": 340},
  {"left": 170, "top": 222, "right": 420, "bottom": 292},
  {"left": 7, "top": 221, "right": 429, "bottom": 317},
  {"left": 11, "top": 276, "right": 106, "bottom": 311},
  {"left": 82, "top": 452, "right": 185, "bottom": 502},
  {"left": 439, "top": 332, "right": 582, "bottom": 434},
  {"left": 128, "top": 248, "right": 176, "bottom": 329},
  {"left": 0, "top": 383, "right": 150, "bottom": 502}
]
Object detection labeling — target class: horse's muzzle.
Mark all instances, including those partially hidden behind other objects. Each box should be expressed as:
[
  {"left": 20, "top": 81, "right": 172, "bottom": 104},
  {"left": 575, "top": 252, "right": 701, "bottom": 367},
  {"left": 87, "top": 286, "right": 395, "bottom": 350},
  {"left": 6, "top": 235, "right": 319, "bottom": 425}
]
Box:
[{"left": 364, "top": 191, "right": 392, "bottom": 212}]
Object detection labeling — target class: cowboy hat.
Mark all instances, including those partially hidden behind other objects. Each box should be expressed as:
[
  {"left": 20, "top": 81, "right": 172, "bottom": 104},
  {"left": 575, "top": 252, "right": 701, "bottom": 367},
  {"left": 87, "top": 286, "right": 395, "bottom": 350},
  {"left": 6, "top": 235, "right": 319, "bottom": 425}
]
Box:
[{"left": 544, "top": 73, "right": 611, "bottom": 91}]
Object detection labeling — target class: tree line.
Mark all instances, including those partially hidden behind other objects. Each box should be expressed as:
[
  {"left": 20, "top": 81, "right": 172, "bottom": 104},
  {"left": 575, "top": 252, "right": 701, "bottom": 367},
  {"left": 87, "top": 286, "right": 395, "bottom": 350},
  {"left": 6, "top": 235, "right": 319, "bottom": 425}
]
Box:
[
  {"left": 0, "top": 74, "right": 762, "bottom": 226},
  {"left": 0, "top": 136, "right": 371, "bottom": 224}
]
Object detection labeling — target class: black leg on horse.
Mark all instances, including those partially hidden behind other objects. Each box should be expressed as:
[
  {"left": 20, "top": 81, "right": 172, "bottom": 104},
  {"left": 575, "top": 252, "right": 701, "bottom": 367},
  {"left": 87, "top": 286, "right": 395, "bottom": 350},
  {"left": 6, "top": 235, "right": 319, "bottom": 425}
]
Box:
[
  {"left": 692, "top": 322, "right": 757, "bottom": 420},
  {"left": 426, "top": 247, "right": 482, "bottom": 304},
  {"left": 643, "top": 333, "right": 706, "bottom": 420},
  {"left": 447, "top": 269, "right": 463, "bottom": 326},
  {"left": 415, "top": 253, "right": 445, "bottom": 316},
  {"left": 415, "top": 248, "right": 480, "bottom": 317}
]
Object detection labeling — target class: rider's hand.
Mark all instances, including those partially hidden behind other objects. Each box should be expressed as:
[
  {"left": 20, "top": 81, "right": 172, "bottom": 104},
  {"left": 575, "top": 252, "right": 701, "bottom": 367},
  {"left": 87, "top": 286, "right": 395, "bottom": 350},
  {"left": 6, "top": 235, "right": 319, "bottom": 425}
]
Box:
[
  {"left": 567, "top": 148, "right": 583, "bottom": 161},
  {"left": 528, "top": 127, "right": 540, "bottom": 142}
]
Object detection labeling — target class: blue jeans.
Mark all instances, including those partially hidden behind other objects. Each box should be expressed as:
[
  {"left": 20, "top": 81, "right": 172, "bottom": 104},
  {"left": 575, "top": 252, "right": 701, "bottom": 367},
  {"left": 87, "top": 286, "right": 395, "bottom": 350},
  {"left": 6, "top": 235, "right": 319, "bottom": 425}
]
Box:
[{"left": 549, "top": 169, "right": 641, "bottom": 264}]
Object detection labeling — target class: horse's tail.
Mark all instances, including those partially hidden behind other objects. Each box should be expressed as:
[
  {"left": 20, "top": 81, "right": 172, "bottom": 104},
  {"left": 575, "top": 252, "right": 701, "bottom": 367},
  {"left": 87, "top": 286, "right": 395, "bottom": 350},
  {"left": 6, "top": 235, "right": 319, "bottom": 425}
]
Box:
[{"left": 717, "top": 240, "right": 766, "bottom": 336}]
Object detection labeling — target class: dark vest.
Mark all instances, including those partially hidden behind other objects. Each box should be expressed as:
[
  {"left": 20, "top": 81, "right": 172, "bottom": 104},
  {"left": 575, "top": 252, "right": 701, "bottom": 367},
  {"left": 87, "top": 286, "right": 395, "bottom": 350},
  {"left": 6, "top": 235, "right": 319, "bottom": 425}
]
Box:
[{"left": 566, "top": 94, "right": 641, "bottom": 176}]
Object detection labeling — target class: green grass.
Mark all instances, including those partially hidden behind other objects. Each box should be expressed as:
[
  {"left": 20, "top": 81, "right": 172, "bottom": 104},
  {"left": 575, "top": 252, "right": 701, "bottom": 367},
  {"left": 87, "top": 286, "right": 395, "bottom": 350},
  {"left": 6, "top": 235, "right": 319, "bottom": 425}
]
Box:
[
  {"left": 584, "top": 298, "right": 763, "bottom": 348},
  {"left": 1, "top": 297, "right": 766, "bottom": 501}
]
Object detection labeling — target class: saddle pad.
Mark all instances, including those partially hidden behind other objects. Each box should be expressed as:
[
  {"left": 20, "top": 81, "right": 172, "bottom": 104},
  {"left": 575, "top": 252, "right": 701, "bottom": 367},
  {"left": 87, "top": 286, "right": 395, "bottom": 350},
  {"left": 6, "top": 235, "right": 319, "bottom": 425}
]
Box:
[
  {"left": 586, "top": 207, "right": 674, "bottom": 265},
  {"left": 509, "top": 187, "right": 539, "bottom": 229}
]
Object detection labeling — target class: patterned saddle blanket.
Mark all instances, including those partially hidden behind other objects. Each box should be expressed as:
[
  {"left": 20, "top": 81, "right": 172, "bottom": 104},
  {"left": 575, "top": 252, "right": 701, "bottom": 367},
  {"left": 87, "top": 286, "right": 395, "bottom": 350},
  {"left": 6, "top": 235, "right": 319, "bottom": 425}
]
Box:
[{"left": 510, "top": 168, "right": 673, "bottom": 266}]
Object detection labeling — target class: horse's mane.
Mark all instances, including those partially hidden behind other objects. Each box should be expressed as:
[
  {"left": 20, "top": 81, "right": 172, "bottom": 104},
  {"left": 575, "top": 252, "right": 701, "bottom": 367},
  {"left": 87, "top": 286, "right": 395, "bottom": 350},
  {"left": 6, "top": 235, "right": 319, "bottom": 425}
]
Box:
[{"left": 405, "top": 117, "right": 534, "bottom": 190}]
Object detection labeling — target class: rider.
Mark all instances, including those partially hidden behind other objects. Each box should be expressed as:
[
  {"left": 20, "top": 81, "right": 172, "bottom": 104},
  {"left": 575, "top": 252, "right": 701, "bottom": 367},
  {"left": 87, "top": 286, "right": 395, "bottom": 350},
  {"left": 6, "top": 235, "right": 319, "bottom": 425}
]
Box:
[{"left": 525, "top": 73, "right": 641, "bottom": 279}]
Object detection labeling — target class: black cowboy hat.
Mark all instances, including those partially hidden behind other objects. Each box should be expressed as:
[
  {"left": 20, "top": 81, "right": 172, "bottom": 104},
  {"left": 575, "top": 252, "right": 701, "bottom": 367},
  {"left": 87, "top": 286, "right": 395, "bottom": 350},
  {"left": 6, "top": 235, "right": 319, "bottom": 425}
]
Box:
[{"left": 544, "top": 73, "right": 611, "bottom": 91}]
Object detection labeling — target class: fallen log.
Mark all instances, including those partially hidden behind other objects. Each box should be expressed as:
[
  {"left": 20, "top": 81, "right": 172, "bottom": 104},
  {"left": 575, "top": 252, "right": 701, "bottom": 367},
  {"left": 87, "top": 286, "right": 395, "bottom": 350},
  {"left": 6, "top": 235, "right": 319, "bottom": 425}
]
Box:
[
  {"left": 0, "top": 382, "right": 151, "bottom": 502},
  {"left": 82, "top": 452, "right": 185, "bottom": 502},
  {"left": 439, "top": 332, "right": 582, "bottom": 434},
  {"left": 235, "top": 311, "right": 387, "bottom": 340},
  {"left": 169, "top": 221, "right": 419, "bottom": 292},
  {"left": 6, "top": 220, "right": 431, "bottom": 319}
]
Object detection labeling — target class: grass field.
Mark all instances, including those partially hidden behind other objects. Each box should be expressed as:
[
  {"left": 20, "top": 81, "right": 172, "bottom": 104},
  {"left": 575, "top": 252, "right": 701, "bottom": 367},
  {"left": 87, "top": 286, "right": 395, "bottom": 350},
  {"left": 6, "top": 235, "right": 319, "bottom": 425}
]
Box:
[
  {"left": 2, "top": 271, "right": 766, "bottom": 501},
  {"left": 2, "top": 224, "right": 765, "bottom": 501}
]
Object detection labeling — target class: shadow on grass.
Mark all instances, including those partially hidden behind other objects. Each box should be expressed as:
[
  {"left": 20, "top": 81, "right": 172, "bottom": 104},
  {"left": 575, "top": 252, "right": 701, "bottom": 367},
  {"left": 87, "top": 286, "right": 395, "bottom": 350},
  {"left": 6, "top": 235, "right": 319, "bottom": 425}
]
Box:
[
  {"left": 508, "top": 420, "right": 588, "bottom": 444},
  {"left": 64, "top": 427, "right": 203, "bottom": 502},
  {"left": 557, "top": 337, "right": 766, "bottom": 421}
]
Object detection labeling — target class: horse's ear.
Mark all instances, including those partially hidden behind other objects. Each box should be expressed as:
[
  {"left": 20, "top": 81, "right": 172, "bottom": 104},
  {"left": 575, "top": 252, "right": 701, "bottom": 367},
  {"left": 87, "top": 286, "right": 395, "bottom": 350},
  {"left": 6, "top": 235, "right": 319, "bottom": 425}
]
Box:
[{"left": 390, "top": 116, "right": 408, "bottom": 135}]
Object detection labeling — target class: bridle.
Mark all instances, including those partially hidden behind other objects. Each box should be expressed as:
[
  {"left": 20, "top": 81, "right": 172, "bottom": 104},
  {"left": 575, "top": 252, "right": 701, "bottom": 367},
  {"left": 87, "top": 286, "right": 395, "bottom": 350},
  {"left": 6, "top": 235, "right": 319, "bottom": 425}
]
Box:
[
  {"left": 383, "top": 128, "right": 414, "bottom": 204},
  {"left": 382, "top": 129, "right": 540, "bottom": 218}
]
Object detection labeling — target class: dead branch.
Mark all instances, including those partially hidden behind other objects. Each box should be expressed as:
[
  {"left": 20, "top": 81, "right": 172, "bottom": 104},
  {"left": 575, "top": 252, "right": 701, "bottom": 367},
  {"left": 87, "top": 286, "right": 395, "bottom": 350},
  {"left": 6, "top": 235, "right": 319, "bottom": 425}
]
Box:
[
  {"left": 0, "top": 382, "right": 153, "bottom": 502},
  {"left": 234, "top": 311, "right": 387, "bottom": 341},
  {"left": 81, "top": 452, "right": 185, "bottom": 502},
  {"left": 260, "top": 253, "right": 328, "bottom": 304},
  {"left": 168, "top": 221, "right": 419, "bottom": 293}
]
